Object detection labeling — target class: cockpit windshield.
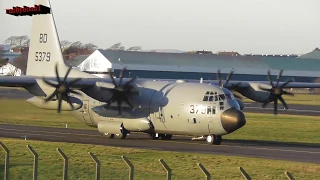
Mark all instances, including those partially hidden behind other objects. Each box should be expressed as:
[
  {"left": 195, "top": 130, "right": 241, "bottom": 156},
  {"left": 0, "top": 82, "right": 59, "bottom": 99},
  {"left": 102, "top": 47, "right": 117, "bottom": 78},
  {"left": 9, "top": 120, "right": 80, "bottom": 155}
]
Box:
[{"left": 203, "top": 90, "right": 234, "bottom": 102}]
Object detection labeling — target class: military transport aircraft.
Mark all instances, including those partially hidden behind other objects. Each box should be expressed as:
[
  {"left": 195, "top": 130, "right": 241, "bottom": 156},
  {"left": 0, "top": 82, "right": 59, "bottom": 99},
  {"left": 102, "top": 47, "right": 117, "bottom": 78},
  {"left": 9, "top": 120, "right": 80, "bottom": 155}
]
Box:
[{"left": 2, "top": 0, "right": 320, "bottom": 145}]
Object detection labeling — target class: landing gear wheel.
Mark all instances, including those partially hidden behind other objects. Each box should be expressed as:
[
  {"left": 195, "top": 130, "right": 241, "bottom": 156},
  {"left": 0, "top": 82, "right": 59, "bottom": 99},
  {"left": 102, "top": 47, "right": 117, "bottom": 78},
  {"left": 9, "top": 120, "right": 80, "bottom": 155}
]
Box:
[
  {"left": 115, "top": 133, "right": 127, "bottom": 139},
  {"left": 115, "top": 128, "right": 128, "bottom": 139},
  {"left": 150, "top": 133, "right": 159, "bottom": 140},
  {"left": 160, "top": 134, "right": 173, "bottom": 140},
  {"left": 216, "top": 135, "right": 222, "bottom": 145},
  {"left": 102, "top": 133, "right": 114, "bottom": 139},
  {"left": 206, "top": 135, "right": 222, "bottom": 145}
]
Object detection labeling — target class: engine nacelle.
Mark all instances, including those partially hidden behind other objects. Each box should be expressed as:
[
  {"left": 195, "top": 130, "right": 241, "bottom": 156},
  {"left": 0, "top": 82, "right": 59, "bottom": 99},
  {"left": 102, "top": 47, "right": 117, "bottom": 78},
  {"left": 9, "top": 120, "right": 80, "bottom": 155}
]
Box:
[
  {"left": 238, "top": 82, "right": 271, "bottom": 103},
  {"left": 123, "top": 118, "right": 153, "bottom": 132},
  {"left": 97, "top": 121, "right": 124, "bottom": 134},
  {"left": 236, "top": 99, "right": 244, "bottom": 110},
  {"left": 26, "top": 96, "right": 83, "bottom": 110}
]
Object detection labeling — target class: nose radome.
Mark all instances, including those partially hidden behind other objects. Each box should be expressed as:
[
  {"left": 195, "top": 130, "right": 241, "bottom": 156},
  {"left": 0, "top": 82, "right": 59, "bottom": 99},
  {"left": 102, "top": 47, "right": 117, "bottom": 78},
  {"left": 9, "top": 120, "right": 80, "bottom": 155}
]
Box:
[{"left": 221, "top": 108, "right": 246, "bottom": 133}]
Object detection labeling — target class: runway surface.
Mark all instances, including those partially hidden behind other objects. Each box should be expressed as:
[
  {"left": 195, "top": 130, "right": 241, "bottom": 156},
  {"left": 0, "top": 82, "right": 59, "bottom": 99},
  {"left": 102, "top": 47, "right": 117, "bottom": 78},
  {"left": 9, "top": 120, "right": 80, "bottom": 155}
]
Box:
[
  {"left": 0, "top": 88, "right": 319, "bottom": 116},
  {"left": 0, "top": 123, "right": 319, "bottom": 164}
]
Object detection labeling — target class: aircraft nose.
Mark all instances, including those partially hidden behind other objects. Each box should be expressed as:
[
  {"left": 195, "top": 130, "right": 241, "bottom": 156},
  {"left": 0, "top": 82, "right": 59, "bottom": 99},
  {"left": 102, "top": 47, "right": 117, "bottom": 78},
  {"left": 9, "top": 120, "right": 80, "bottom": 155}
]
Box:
[{"left": 221, "top": 108, "right": 246, "bottom": 133}]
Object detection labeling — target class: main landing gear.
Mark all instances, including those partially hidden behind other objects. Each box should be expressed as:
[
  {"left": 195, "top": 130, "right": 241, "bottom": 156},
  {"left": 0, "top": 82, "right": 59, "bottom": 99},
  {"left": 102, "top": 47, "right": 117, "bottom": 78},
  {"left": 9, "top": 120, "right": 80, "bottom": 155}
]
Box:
[
  {"left": 150, "top": 133, "right": 173, "bottom": 140},
  {"left": 101, "top": 128, "right": 129, "bottom": 139},
  {"left": 206, "top": 135, "right": 222, "bottom": 145}
]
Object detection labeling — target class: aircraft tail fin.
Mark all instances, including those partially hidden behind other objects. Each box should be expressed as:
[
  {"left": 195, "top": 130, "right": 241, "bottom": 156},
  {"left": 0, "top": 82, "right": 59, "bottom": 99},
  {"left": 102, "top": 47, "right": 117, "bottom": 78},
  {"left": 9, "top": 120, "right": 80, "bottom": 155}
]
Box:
[{"left": 26, "top": 0, "right": 94, "bottom": 78}]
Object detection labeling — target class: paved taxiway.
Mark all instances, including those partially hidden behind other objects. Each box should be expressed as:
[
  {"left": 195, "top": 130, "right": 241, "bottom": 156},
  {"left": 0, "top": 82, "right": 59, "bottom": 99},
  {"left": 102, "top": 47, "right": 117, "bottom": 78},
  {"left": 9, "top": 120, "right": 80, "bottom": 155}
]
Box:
[
  {"left": 0, "top": 88, "right": 320, "bottom": 115},
  {"left": 0, "top": 124, "right": 319, "bottom": 164}
]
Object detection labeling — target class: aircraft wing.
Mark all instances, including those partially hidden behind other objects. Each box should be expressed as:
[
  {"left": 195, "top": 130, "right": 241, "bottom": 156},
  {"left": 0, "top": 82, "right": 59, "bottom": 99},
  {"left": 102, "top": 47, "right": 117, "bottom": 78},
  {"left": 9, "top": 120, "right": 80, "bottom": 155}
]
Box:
[
  {"left": 0, "top": 76, "right": 108, "bottom": 89},
  {"left": 150, "top": 78, "right": 320, "bottom": 89},
  {"left": 202, "top": 80, "right": 320, "bottom": 89}
]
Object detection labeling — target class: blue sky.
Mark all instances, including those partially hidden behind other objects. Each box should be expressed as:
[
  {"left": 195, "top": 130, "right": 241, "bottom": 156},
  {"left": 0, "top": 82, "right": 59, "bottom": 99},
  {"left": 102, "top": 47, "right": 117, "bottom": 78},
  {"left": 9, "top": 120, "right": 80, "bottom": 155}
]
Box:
[{"left": 1, "top": 0, "right": 319, "bottom": 54}]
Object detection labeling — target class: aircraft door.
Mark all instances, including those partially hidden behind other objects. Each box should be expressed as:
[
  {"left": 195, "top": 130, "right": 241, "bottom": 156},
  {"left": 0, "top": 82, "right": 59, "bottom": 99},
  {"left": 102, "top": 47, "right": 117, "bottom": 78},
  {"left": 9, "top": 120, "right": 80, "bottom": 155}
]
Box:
[
  {"left": 149, "top": 90, "right": 168, "bottom": 130},
  {"left": 81, "top": 100, "right": 93, "bottom": 124},
  {"left": 154, "top": 106, "right": 165, "bottom": 123}
]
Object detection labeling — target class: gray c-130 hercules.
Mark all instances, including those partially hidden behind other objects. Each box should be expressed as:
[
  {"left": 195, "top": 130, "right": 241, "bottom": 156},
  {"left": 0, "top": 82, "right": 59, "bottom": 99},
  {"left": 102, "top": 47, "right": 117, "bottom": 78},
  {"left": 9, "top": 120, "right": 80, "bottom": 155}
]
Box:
[
  {"left": 2, "top": 0, "right": 320, "bottom": 145},
  {"left": 1, "top": 0, "right": 247, "bottom": 145}
]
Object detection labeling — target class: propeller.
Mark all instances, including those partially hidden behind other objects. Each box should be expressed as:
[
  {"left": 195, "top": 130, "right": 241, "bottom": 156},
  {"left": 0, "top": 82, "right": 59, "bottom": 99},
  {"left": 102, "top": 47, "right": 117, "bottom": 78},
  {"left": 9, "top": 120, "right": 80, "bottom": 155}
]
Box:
[
  {"left": 42, "top": 64, "right": 82, "bottom": 113},
  {"left": 259, "top": 69, "right": 294, "bottom": 115},
  {"left": 103, "top": 68, "right": 139, "bottom": 116},
  {"left": 216, "top": 69, "right": 242, "bottom": 99}
]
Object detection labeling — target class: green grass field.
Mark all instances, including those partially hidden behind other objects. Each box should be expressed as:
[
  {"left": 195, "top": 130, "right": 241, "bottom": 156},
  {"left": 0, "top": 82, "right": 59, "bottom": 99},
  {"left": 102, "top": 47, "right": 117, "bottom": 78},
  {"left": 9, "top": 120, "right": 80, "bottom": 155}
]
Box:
[
  {"left": 0, "top": 99, "right": 319, "bottom": 144},
  {"left": 0, "top": 138, "right": 319, "bottom": 180}
]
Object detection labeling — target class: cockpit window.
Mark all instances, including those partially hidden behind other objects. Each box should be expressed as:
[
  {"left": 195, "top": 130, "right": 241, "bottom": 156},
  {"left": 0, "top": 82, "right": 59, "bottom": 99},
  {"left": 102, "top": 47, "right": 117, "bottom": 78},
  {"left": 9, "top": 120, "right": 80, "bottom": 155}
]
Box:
[
  {"left": 218, "top": 94, "right": 225, "bottom": 101},
  {"left": 203, "top": 91, "right": 218, "bottom": 102}
]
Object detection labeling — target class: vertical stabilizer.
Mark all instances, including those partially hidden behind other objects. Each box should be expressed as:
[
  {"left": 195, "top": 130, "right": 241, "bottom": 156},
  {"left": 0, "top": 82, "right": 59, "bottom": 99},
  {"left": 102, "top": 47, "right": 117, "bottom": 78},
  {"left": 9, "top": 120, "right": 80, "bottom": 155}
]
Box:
[{"left": 26, "top": 0, "right": 95, "bottom": 78}]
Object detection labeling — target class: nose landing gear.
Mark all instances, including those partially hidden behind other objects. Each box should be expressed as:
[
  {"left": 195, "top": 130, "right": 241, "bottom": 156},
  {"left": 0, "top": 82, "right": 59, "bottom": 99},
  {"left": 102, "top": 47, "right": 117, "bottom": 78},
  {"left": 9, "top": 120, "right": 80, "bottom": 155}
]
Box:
[{"left": 206, "top": 135, "right": 222, "bottom": 145}]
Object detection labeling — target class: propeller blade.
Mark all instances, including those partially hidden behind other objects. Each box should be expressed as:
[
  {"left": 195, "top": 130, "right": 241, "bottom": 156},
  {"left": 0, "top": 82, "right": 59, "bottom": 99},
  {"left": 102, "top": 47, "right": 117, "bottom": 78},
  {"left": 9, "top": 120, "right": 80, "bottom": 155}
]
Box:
[
  {"left": 57, "top": 94, "right": 62, "bottom": 113},
  {"left": 119, "top": 68, "right": 126, "bottom": 86},
  {"left": 42, "top": 78, "right": 58, "bottom": 88},
  {"left": 267, "top": 70, "right": 274, "bottom": 87},
  {"left": 225, "top": 70, "right": 234, "bottom": 86},
  {"left": 45, "top": 89, "right": 59, "bottom": 102},
  {"left": 63, "top": 66, "right": 72, "bottom": 82},
  {"left": 123, "top": 93, "right": 135, "bottom": 109},
  {"left": 280, "top": 78, "right": 294, "bottom": 88},
  {"left": 217, "top": 70, "right": 222, "bottom": 87},
  {"left": 55, "top": 64, "right": 61, "bottom": 85},
  {"left": 274, "top": 98, "right": 278, "bottom": 115},
  {"left": 108, "top": 69, "right": 117, "bottom": 87},
  {"left": 278, "top": 96, "right": 288, "bottom": 110},
  {"left": 103, "top": 99, "right": 114, "bottom": 110},
  {"left": 276, "top": 69, "right": 283, "bottom": 87},
  {"left": 124, "top": 76, "right": 137, "bottom": 87},
  {"left": 262, "top": 101, "right": 270, "bottom": 108},
  {"left": 66, "top": 96, "right": 75, "bottom": 110},
  {"left": 68, "top": 78, "right": 82, "bottom": 86},
  {"left": 69, "top": 89, "right": 82, "bottom": 96}
]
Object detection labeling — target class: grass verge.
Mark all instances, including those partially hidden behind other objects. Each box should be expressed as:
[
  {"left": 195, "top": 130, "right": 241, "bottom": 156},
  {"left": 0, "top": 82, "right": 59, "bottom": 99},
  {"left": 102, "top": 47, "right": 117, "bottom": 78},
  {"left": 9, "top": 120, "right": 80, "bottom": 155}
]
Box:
[{"left": 0, "top": 138, "right": 319, "bottom": 180}]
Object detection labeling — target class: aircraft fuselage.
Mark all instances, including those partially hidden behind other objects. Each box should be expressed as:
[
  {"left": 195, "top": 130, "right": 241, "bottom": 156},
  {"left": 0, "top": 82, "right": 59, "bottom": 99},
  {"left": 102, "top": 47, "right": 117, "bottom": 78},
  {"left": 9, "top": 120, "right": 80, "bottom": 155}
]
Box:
[{"left": 27, "top": 79, "right": 246, "bottom": 140}]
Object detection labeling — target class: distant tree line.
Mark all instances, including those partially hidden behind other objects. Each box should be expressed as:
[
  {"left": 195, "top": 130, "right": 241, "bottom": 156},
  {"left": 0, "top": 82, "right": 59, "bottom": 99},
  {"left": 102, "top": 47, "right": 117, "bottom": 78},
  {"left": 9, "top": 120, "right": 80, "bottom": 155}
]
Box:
[{"left": 1, "top": 35, "right": 143, "bottom": 75}]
